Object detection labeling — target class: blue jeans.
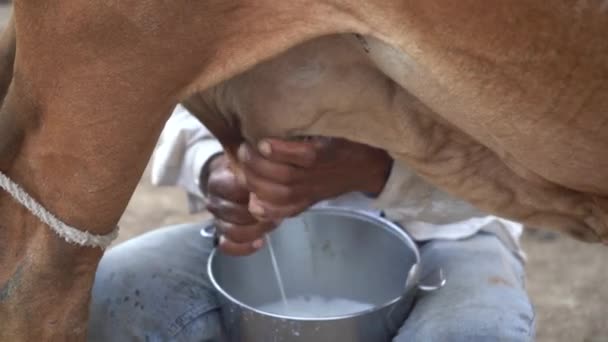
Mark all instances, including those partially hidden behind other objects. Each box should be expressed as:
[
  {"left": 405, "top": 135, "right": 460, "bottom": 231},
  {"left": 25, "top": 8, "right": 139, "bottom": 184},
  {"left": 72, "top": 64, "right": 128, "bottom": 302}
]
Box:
[{"left": 88, "top": 222, "right": 535, "bottom": 341}]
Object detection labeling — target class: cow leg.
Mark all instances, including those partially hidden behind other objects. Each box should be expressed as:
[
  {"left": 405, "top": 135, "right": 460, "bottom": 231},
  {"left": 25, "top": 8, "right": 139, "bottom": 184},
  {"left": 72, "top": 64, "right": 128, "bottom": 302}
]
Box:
[
  {"left": 0, "top": 4, "right": 179, "bottom": 341},
  {"left": 0, "top": 10, "right": 14, "bottom": 104},
  {"left": 0, "top": 42, "right": 176, "bottom": 342},
  {"left": 0, "top": 1, "right": 365, "bottom": 340}
]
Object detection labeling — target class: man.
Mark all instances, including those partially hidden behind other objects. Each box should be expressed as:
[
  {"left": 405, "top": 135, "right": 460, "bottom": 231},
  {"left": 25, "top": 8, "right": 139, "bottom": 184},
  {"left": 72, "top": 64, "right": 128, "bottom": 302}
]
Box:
[{"left": 88, "top": 105, "right": 535, "bottom": 341}]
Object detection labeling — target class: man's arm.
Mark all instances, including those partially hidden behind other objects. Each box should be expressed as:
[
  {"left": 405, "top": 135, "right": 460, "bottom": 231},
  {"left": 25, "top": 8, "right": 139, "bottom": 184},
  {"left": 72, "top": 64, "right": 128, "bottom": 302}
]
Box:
[{"left": 150, "top": 104, "right": 223, "bottom": 211}]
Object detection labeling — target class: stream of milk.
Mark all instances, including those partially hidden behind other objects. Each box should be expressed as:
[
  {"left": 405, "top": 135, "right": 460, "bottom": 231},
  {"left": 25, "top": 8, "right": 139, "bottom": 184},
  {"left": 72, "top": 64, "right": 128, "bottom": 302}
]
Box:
[
  {"left": 264, "top": 216, "right": 375, "bottom": 318},
  {"left": 265, "top": 234, "right": 289, "bottom": 310}
]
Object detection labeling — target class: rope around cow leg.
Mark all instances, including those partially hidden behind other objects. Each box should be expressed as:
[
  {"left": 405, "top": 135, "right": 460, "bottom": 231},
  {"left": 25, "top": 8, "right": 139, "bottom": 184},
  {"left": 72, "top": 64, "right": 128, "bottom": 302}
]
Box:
[{"left": 0, "top": 171, "right": 118, "bottom": 249}]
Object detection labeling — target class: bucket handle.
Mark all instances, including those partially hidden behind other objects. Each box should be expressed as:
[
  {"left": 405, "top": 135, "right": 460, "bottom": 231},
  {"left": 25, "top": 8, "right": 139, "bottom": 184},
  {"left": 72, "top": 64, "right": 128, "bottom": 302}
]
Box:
[
  {"left": 200, "top": 224, "right": 220, "bottom": 247},
  {"left": 406, "top": 264, "right": 446, "bottom": 292},
  {"left": 417, "top": 268, "right": 446, "bottom": 292}
]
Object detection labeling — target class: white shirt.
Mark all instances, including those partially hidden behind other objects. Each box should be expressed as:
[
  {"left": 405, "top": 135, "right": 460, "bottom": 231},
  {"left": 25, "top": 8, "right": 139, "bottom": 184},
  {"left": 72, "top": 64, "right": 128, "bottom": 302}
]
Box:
[{"left": 152, "top": 105, "right": 524, "bottom": 256}]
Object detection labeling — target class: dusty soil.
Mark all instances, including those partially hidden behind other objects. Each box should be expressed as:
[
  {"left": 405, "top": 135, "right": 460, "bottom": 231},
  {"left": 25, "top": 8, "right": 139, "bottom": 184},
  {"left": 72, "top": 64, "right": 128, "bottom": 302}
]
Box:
[{"left": 3, "top": 4, "right": 607, "bottom": 341}]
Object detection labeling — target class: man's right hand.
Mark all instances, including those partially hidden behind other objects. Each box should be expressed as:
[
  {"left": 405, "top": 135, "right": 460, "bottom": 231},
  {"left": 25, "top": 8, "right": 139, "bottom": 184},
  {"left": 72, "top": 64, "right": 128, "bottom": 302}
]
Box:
[{"left": 203, "top": 153, "right": 276, "bottom": 255}]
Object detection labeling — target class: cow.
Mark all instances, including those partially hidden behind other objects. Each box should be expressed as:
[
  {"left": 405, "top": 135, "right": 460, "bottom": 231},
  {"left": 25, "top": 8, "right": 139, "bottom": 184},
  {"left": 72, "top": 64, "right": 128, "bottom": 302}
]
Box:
[{"left": 0, "top": 1, "right": 606, "bottom": 340}]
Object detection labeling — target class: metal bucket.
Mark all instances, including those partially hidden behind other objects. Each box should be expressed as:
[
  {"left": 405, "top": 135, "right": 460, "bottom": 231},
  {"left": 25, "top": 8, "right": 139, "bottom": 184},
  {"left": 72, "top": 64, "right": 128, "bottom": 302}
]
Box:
[{"left": 204, "top": 208, "right": 444, "bottom": 342}]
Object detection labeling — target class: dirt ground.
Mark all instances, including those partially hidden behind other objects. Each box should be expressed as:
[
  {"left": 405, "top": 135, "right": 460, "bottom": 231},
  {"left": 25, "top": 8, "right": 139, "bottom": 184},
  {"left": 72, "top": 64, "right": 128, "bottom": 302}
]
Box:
[{"left": 3, "top": 4, "right": 607, "bottom": 341}]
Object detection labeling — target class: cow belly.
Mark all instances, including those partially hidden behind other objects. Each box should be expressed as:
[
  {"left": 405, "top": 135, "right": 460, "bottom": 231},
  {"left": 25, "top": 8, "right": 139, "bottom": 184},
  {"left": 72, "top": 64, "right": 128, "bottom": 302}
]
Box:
[{"left": 190, "top": 34, "right": 608, "bottom": 242}]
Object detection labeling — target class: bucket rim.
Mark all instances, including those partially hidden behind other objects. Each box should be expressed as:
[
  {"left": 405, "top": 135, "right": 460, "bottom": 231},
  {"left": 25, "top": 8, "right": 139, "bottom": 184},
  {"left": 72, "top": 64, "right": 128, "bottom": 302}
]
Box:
[{"left": 206, "top": 207, "right": 421, "bottom": 321}]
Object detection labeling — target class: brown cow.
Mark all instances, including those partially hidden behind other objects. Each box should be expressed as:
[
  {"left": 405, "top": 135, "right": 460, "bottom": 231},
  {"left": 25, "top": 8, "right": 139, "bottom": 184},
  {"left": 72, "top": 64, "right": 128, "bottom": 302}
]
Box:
[{"left": 0, "top": 1, "right": 607, "bottom": 340}]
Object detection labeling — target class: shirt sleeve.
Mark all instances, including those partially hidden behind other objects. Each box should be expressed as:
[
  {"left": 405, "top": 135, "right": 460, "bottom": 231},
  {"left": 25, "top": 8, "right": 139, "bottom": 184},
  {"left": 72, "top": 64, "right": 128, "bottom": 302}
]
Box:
[{"left": 150, "top": 104, "right": 224, "bottom": 212}]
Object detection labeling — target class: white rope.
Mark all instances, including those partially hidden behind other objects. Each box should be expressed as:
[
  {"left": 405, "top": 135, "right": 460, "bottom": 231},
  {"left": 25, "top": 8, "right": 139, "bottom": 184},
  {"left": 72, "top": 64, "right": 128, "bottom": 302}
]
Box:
[{"left": 0, "top": 171, "right": 118, "bottom": 249}]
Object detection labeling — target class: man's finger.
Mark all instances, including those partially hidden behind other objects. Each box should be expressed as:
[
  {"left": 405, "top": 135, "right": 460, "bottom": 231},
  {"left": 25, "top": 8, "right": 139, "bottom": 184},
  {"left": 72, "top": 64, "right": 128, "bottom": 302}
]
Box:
[
  {"left": 238, "top": 144, "right": 303, "bottom": 185},
  {"left": 248, "top": 193, "right": 309, "bottom": 220},
  {"left": 255, "top": 139, "right": 318, "bottom": 168},
  {"left": 241, "top": 168, "right": 303, "bottom": 204},
  {"left": 215, "top": 219, "right": 275, "bottom": 244},
  {"left": 218, "top": 235, "right": 263, "bottom": 256},
  {"left": 206, "top": 198, "right": 257, "bottom": 225},
  {"left": 207, "top": 168, "right": 250, "bottom": 203}
]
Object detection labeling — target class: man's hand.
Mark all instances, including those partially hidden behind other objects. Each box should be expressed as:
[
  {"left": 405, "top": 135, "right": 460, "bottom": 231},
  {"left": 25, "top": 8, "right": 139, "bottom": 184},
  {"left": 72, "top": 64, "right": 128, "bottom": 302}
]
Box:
[
  {"left": 202, "top": 137, "right": 392, "bottom": 256},
  {"left": 238, "top": 137, "right": 392, "bottom": 221},
  {"left": 204, "top": 154, "right": 276, "bottom": 255}
]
